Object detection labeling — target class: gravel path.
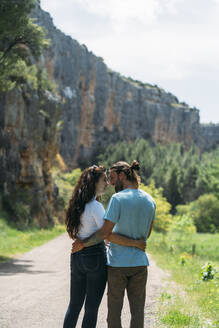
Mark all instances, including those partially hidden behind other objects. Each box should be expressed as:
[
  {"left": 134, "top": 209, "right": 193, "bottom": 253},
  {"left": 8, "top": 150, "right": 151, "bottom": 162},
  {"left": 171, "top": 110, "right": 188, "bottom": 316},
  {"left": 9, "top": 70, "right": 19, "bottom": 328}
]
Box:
[{"left": 0, "top": 233, "right": 168, "bottom": 327}]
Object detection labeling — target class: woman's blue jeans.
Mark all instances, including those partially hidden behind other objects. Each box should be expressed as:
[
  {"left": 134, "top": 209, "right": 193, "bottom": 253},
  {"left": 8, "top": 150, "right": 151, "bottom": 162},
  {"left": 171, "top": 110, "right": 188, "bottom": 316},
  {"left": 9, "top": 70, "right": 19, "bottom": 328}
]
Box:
[{"left": 63, "top": 242, "right": 107, "bottom": 328}]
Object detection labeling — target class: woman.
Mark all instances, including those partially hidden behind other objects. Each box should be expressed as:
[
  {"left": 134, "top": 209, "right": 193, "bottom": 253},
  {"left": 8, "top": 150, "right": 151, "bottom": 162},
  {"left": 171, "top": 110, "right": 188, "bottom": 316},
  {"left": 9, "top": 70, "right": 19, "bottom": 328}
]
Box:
[{"left": 63, "top": 165, "right": 145, "bottom": 328}]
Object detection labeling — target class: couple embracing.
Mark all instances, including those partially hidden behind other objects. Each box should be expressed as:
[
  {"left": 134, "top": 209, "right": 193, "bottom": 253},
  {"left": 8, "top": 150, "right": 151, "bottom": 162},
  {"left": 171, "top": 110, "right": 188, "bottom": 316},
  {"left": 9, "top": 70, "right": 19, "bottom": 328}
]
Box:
[{"left": 63, "top": 160, "right": 156, "bottom": 328}]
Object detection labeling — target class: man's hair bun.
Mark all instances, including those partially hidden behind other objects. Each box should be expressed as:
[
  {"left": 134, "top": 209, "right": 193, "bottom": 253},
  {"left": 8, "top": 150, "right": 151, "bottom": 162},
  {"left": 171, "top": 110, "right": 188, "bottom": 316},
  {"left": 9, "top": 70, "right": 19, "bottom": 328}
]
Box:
[{"left": 130, "top": 160, "right": 140, "bottom": 171}]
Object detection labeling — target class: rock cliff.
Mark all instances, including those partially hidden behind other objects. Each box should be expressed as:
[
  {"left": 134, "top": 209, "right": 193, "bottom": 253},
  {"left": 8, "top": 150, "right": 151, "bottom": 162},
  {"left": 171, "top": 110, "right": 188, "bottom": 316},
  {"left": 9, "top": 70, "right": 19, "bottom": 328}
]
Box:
[
  {"left": 32, "top": 3, "right": 201, "bottom": 168},
  {"left": 0, "top": 2, "right": 218, "bottom": 227},
  {"left": 0, "top": 85, "right": 63, "bottom": 227},
  {"left": 199, "top": 123, "right": 219, "bottom": 151}
]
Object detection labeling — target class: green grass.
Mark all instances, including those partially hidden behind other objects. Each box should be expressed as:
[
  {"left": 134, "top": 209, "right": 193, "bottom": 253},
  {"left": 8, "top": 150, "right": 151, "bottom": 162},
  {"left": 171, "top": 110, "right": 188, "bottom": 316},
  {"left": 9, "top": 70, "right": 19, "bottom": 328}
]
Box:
[
  {"left": 0, "top": 167, "right": 80, "bottom": 263},
  {"left": 161, "top": 310, "right": 193, "bottom": 326},
  {"left": 157, "top": 291, "right": 204, "bottom": 328},
  {"left": 0, "top": 211, "right": 65, "bottom": 263},
  {"left": 148, "top": 232, "right": 219, "bottom": 327}
]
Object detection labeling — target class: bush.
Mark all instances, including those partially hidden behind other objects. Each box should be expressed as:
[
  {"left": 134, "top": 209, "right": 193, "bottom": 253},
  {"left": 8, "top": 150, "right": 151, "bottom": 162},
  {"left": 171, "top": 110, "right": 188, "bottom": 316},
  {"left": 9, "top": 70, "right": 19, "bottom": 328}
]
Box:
[
  {"left": 2, "top": 190, "right": 33, "bottom": 228},
  {"left": 177, "top": 194, "right": 219, "bottom": 233},
  {"left": 101, "top": 185, "right": 114, "bottom": 209},
  {"left": 169, "top": 214, "right": 196, "bottom": 235},
  {"left": 191, "top": 194, "right": 219, "bottom": 233},
  {"left": 200, "top": 262, "right": 218, "bottom": 281},
  {"left": 64, "top": 168, "right": 82, "bottom": 186},
  {"left": 140, "top": 181, "right": 173, "bottom": 233},
  {"left": 52, "top": 168, "right": 83, "bottom": 208}
]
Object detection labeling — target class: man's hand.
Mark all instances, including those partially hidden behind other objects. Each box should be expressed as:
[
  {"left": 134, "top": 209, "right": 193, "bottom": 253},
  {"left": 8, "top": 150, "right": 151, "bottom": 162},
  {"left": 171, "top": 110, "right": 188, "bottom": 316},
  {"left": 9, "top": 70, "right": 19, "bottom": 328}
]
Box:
[
  {"left": 135, "top": 238, "right": 146, "bottom": 251},
  {"left": 71, "top": 238, "right": 84, "bottom": 253}
]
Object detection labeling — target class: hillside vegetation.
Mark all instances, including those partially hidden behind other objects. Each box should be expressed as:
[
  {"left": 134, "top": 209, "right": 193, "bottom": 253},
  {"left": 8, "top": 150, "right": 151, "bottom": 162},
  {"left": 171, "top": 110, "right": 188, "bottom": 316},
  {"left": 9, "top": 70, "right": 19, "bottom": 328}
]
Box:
[{"left": 98, "top": 139, "right": 219, "bottom": 233}]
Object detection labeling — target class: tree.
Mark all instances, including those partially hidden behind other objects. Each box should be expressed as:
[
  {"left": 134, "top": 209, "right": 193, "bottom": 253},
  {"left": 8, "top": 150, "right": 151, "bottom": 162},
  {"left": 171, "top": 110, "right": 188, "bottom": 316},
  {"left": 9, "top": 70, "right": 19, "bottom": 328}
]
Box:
[
  {"left": 0, "top": 0, "right": 49, "bottom": 91},
  {"left": 98, "top": 140, "right": 219, "bottom": 213},
  {"left": 163, "top": 166, "right": 182, "bottom": 212}
]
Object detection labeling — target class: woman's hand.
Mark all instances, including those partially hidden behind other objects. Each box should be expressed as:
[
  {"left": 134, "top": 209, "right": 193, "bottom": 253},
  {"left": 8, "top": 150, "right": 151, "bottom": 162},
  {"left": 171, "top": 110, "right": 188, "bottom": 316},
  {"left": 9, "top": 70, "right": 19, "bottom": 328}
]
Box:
[
  {"left": 104, "top": 239, "right": 110, "bottom": 247},
  {"left": 135, "top": 238, "right": 146, "bottom": 251},
  {"left": 71, "top": 238, "right": 84, "bottom": 253}
]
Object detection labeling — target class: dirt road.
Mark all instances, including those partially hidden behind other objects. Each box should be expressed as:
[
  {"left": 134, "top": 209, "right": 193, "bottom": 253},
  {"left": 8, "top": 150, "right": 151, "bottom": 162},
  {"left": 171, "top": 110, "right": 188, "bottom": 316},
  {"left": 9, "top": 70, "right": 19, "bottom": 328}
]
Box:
[{"left": 0, "top": 233, "right": 168, "bottom": 327}]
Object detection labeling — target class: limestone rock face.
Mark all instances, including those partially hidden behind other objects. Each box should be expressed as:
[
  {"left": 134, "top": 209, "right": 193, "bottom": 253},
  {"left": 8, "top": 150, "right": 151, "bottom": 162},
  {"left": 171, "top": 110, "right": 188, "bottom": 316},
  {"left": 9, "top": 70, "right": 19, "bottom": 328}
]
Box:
[
  {"left": 199, "top": 123, "right": 219, "bottom": 151},
  {"left": 0, "top": 86, "right": 62, "bottom": 227},
  {"left": 32, "top": 4, "right": 201, "bottom": 168}
]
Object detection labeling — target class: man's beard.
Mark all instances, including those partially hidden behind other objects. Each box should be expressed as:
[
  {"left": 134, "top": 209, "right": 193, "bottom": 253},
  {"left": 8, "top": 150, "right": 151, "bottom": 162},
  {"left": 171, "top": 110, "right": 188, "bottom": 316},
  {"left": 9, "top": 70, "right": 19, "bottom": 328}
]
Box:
[{"left": 115, "top": 178, "right": 124, "bottom": 192}]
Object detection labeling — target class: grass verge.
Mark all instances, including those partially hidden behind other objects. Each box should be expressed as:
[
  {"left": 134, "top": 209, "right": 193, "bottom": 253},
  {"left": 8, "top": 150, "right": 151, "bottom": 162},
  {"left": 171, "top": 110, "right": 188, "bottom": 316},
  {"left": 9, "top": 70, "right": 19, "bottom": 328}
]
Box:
[
  {"left": 0, "top": 210, "right": 65, "bottom": 263},
  {"left": 147, "top": 232, "right": 219, "bottom": 327}
]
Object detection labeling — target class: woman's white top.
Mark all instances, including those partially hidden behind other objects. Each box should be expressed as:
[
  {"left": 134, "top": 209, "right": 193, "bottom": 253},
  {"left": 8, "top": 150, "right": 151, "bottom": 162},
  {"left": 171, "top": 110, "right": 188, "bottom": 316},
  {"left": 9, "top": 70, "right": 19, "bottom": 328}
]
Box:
[{"left": 77, "top": 198, "right": 105, "bottom": 240}]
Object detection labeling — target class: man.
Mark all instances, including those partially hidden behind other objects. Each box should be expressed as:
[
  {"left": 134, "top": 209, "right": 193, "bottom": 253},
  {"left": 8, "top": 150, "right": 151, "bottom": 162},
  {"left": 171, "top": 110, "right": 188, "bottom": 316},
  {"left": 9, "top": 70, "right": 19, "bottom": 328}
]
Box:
[{"left": 72, "top": 160, "right": 156, "bottom": 328}]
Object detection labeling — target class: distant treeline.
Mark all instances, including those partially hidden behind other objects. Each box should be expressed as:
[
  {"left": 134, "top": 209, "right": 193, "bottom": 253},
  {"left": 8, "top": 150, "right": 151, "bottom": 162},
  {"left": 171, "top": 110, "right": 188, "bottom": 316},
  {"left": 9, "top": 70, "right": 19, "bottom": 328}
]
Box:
[{"left": 98, "top": 139, "right": 219, "bottom": 232}]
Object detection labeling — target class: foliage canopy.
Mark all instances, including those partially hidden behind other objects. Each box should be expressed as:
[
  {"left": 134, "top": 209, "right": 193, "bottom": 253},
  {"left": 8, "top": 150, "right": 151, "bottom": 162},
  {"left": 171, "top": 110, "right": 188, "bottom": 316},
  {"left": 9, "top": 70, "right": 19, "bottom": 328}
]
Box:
[{"left": 0, "top": 0, "right": 49, "bottom": 91}]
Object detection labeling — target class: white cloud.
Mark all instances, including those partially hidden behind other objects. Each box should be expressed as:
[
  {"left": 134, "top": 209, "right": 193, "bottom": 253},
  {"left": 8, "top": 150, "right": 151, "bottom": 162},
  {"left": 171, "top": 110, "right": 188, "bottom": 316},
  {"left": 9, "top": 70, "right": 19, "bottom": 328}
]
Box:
[
  {"left": 160, "top": 0, "right": 184, "bottom": 14},
  {"left": 77, "top": 0, "right": 160, "bottom": 26}
]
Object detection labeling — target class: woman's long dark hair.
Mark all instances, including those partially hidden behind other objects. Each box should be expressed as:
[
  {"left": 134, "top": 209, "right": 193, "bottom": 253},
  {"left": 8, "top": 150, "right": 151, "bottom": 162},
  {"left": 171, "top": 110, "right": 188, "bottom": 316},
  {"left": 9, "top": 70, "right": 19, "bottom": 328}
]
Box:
[{"left": 65, "top": 165, "right": 106, "bottom": 239}]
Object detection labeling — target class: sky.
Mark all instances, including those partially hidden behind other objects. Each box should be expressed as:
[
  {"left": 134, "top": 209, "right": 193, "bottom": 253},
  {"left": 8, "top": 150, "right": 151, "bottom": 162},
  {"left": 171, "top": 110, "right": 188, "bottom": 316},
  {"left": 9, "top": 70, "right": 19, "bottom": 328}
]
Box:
[{"left": 40, "top": 0, "right": 219, "bottom": 123}]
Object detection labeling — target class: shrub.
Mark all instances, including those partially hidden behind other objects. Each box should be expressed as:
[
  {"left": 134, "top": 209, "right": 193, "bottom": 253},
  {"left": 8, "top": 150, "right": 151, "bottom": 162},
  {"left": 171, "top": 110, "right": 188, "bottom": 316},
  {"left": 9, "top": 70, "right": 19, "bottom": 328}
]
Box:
[
  {"left": 177, "top": 194, "right": 219, "bottom": 233},
  {"left": 200, "top": 262, "right": 218, "bottom": 281},
  {"left": 140, "top": 181, "right": 173, "bottom": 233},
  {"left": 191, "top": 194, "right": 219, "bottom": 232},
  {"left": 101, "top": 185, "right": 114, "bottom": 209},
  {"left": 169, "top": 214, "right": 196, "bottom": 234},
  {"left": 2, "top": 190, "right": 33, "bottom": 228},
  {"left": 64, "top": 168, "right": 82, "bottom": 186},
  {"left": 52, "top": 168, "right": 83, "bottom": 208}
]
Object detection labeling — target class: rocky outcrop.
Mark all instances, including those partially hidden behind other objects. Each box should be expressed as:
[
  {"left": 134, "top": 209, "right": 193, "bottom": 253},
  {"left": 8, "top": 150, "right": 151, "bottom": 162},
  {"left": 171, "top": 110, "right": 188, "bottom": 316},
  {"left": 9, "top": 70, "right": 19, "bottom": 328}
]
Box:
[
  {"left": 199, "top": 123, "right": 219, "bottom": 151},
  {"left": 32, "top": 3, "right": 201, "bottom": 169},
  {"left": 0, "top": 86, "right": 63, "bottom": 227}
]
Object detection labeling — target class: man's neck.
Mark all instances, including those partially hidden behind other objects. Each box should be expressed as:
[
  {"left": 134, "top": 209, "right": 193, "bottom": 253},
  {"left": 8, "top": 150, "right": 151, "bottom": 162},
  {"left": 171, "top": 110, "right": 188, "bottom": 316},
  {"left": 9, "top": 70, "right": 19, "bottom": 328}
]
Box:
[{"left": 122, "top": 182, "right": 137, "bottom": 190}]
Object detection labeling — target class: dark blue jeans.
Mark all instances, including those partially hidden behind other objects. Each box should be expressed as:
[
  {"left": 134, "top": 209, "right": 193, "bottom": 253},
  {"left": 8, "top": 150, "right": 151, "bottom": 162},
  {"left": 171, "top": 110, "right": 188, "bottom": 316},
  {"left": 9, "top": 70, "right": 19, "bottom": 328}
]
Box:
[{"left": 63, "top": 242, "right": 107, "bottom": 328}]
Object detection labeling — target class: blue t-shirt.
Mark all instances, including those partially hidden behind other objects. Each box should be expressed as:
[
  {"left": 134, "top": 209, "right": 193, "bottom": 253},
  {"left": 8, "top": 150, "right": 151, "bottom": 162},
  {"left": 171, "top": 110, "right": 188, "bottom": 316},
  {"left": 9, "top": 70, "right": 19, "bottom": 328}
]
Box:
[{"left": 104, "top": 188, "right": 156, "bottom": 267}]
